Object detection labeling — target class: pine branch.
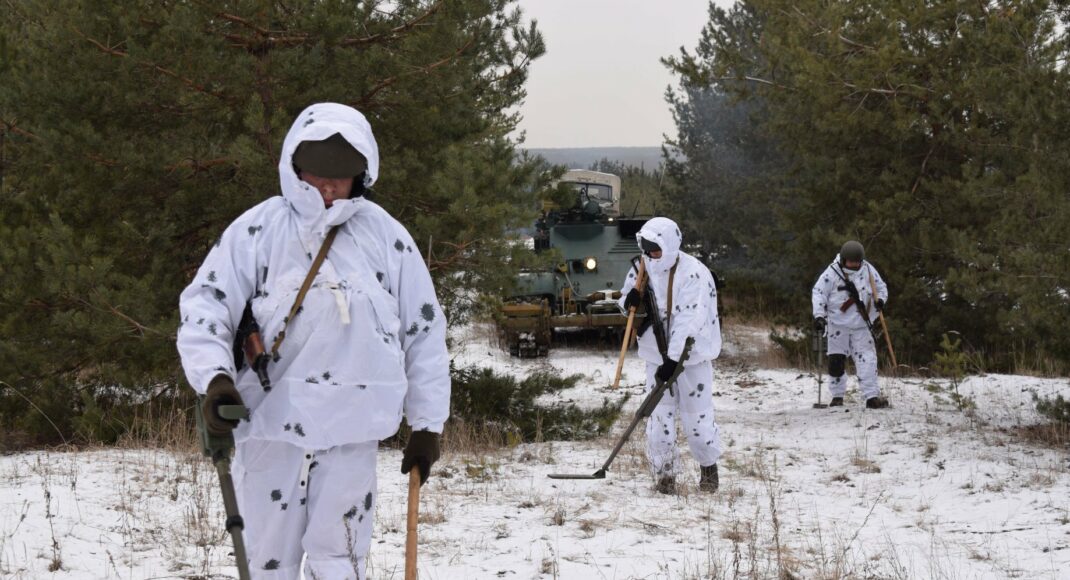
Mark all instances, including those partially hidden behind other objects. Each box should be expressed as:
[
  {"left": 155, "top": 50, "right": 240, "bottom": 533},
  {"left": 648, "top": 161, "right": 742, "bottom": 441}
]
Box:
[
  {"left": 357, "top": 35, "right": 478, "bottom": 107},
  {"left": 80, "top": 295, "right": 169, "bottom": 338},
  {"left": 165, "top": 157, "right": 236, "bottom": 173},
  {"left": 71, "top": 26, "right": 228, "bottom": 100},
  {"left": 0, "top": 117, "right": 40, "bottom": 140},
  {"left": 340, "top": 1, "right": 442, "bottom": 47},
  {"left": 711, "top": 75, "right": 789, "bottom": 90},
  {"left": 209, "top": 2, "right": 441, "bottom": 51}
]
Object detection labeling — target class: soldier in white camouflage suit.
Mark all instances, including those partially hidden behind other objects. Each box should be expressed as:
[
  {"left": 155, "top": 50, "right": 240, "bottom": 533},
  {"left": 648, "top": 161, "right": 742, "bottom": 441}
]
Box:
[
  {"left": 619, "top": 217, "right": 723, "bottom": 494},
  {"left": 178, "top": 103, "right": 450, "bottom": 579},
  {"left": 812, "top": 240, "right": 890, "bottom": 409}
]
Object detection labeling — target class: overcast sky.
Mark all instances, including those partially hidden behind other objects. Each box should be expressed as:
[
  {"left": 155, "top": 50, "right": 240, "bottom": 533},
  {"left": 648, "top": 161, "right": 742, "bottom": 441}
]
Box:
[{"left": 513, "top": 0, "right": 734, "bottom": 149}]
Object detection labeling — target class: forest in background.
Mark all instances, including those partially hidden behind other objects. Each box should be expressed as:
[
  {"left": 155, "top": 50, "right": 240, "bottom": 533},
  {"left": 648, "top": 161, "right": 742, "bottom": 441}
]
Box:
[{"left": 2, "top": 0, "right": 1069, "bottom": 444}]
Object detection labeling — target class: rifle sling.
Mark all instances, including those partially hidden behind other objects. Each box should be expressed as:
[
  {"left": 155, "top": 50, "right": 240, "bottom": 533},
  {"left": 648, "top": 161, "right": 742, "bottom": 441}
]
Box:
[
  {"left": 665, "top": 259, "right": 678, "bottom": 333},
  {"left": 270, "top": 226, "right": 340, "bottom": 360}
]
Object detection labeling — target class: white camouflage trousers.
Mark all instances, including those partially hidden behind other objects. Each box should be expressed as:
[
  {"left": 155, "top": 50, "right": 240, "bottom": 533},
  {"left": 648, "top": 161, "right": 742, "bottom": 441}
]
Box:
[
  {"left": 826, "top": 324, "right": 880, "bottom": 400},
  {"left": 644, "top": 360, "right": 722, "bottom": 477},
  {"left": 233, "top": 438, "right": 378, "bottom": 580}
]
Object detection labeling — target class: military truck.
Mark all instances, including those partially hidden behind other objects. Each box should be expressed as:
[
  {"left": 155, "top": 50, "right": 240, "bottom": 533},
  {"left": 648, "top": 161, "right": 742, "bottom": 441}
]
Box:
[{"left": 499, "top": 169, "right": 649, "bottom": 357}]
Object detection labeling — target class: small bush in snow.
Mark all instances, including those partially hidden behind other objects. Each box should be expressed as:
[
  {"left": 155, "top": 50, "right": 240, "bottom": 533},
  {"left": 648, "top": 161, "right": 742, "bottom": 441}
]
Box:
[
  {"left": 449, "top": 365, "right": 626, "bottom": 442},
  {"left": 1034, "top": 393, "right": 1070, "bottom": 426}
]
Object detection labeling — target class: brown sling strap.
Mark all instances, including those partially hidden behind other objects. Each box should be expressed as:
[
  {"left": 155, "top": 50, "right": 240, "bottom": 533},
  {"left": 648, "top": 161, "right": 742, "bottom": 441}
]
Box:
[
  {"left": 664, "top": 258, "right": 679, "bottom": 332},
  {"left": 270, "top": 226, "right": 340, "bottom": 360}
]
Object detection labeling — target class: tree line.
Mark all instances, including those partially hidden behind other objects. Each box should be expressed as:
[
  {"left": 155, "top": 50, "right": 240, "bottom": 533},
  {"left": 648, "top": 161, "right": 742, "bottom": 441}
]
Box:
[
  {"left": 662, "top": 0, "right": 1070, "bottom": 371},
  {"left": 2, "top": 0, "right": 1067, "bottom": 444}
]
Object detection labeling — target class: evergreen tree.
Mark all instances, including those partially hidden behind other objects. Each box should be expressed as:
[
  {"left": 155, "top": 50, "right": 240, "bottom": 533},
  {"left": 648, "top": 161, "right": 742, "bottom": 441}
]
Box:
[
  {"left": 0, "top": 0, "right": 548, "bottom": 441},
  {"left": 668, "top": 0, "right": 1070, "bottom": 366},
  {"left": 663, "top": 4, "right": 794, "bottom": 313}
]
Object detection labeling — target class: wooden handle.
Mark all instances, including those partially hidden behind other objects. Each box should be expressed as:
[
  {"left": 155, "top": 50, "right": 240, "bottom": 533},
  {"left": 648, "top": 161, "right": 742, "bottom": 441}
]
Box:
[
  {"left": 612, "top": 260, "right": 646, "bottom": 389},
  {"left": 867, "top": 271, "right": 898, "bottom": 368},
  {"left": 405, "top": 466, "right": 421, "bottom": 580},
  {"left": 612, "top": 309, "right": 636, "bottom": 389},
  {"left": 877, "top": 311, "right": 897, "bottom": 367}
]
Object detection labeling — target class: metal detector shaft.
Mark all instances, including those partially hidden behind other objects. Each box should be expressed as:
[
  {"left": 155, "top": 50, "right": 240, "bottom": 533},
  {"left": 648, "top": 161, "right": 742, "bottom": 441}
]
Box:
[
  {"left": 213, "top": 452, "right": 251, "bottom": 580},
  {"left": 196, "top": 401, "right": 251, "bottom": 580},
  {"left": 812, "top": 330, "right": 827, "bottom": 409},
  {"left": 549, "top": 339, "right": 693, "bottom": 480}
]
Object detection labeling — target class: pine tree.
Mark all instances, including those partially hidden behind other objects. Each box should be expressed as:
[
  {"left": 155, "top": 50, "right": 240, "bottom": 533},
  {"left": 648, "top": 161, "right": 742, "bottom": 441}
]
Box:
[
  {"left": 667, "top": 0, "right": 1070, "bottom": 366},
  {"left": 0, "top": 0, "right": 548, "bottom": 441}
]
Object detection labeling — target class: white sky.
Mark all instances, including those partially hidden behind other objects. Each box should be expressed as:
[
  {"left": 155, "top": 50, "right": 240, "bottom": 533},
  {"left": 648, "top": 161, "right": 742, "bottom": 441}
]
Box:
[{"left": 513, "top": 0, "right": 734, "bottom": 148}]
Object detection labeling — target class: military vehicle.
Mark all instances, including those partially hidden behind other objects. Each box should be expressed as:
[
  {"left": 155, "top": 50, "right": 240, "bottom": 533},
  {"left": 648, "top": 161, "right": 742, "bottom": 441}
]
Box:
[{"left": 499, "top": 169, "right": 649, "bottom": 356}]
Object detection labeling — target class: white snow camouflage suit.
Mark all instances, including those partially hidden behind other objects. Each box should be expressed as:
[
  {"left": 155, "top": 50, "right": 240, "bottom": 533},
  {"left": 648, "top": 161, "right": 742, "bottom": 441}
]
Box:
[
  {"left": 811, "top": 256, "right": 888, "bottom": 401},
  {"left": 177, "top": 103, "right": 450, "bottom": 579},
  {"left": 618, "top": 217, "right": 723, "bottom": 477}
]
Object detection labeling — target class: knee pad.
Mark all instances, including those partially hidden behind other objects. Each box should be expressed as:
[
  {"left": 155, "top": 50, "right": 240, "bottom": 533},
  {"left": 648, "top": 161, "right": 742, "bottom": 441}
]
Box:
[{"left": 828, "top": 354, "right": 847, "bottom": 378}]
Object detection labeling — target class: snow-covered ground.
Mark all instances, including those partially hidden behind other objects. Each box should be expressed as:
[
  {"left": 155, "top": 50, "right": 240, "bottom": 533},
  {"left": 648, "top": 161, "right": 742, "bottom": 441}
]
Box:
[{"left": 2, "top": 323, "right": 1069, "bottom": 579}]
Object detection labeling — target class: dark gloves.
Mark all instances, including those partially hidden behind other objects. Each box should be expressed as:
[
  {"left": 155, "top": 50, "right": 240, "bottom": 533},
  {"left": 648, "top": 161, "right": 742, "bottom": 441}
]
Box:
[
  {"left": 655, "top": 356, "right": 678, "bottom": 383},
  {"left": 401, "top": 430, "right": 441, "bottom": 486},
  {"left": 875, "top": 299, "right": 885, "bottom": 312},
  {"left": 814, "top": 316, "right": 827, "bottom": 334},
  {"left": 623, "top": 288, "right": 642, "bottom": 311},
  {"left": 202, "top": 375, "right": 244, "bottom": 436}
]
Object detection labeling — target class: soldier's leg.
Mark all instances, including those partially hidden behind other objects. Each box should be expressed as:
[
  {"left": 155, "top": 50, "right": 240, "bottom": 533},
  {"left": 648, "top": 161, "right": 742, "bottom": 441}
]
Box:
[
  {"left": 644, "top": 362, "right": 681, "bottom": 478},
  {"left": 676, "top": 361, "right": 721, "bottom": 469},
  {"left": 233, "top": 438, "right": 308, "bottom": 579},
  {"left": 850, "top": 327, "right": 881, "bottom": 400},
  {"left": 302, "top": 440, "right": 379, "bottom": 580},
  {"left": 826, "top": 324, "right": 850, "bottom": 398}
]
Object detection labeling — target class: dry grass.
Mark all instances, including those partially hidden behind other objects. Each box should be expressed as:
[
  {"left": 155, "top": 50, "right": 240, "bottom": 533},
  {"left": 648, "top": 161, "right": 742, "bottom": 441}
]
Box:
[
  {"left": 441, "top": 418, "right": 521, "bottom": 456},
  {"left": 116, "top": 396, "right": 199, "bottom": 452},
  {"left": 1012, "top": 422, "right": 1070, "bottom": 449},
  {"left": 720, "top": 318, "right": 795, "bottom": 369},
  {"left": 850, "top": 456, "right": 882, "bottom": 474}
]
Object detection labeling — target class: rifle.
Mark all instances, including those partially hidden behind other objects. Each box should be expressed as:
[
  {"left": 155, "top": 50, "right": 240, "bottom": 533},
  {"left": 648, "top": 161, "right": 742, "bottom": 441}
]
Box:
[
  {"left": 832, "top": 265, "right": 874, "bottom": 333},
  {"left": 233, "top": 303, "right": 272, "bottom": 391}
]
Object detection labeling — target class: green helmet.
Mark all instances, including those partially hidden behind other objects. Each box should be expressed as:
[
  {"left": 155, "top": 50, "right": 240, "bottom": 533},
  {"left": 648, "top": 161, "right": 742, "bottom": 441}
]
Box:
[{"left": 839, "top": 240, "right": 865, "bottom": 265}]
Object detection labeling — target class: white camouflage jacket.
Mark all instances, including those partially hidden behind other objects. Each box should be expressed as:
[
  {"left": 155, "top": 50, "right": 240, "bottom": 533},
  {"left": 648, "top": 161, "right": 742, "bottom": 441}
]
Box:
[
  {"left": 177, "top": 103, "right": 450, "bottom": 448},
  {"left": 811, "top": 256, "right": 888, "bottom": 330},
  {"left": 618, "top": 217, "right": 722, "bottom": 366}
]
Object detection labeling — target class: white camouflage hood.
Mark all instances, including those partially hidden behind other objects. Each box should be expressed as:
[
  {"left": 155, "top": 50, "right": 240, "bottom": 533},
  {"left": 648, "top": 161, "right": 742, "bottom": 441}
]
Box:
[
  {"left": 278, "top": 103, "right": 381, "bottom": 235},
  {"left": 637, "top": 217, "right": 682, "bottom": 274}
]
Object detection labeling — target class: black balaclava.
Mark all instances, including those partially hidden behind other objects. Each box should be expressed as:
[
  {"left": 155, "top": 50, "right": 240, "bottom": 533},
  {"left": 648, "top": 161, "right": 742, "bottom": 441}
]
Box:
[{"left": 292, "top": 132, "right": 369, "bottom": 198}]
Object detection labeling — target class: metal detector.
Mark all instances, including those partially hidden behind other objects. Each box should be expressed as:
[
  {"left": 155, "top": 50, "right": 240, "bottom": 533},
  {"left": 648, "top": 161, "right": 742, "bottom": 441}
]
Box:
[
  {"left": 812, "top": 329, "right": 828, "bottom": 409},
  {"left": 195, "top": 400, "right": 252, "bottom": 580},
  {"left": 548, "top": 339, "right": 693, "bottom": 480}
]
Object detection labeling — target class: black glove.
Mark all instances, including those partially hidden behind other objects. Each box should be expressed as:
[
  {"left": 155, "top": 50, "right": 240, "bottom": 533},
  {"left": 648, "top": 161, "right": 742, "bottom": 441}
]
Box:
[
  {"left": 814, "top": 316, "right": 827, "bottom": 334},
  {"left": 875, "top": 299, "right": 885, "bottom": 312},
  {"left": 401, "top": 430, "right": 441, "bottom": 486},
  {"left": 655, "top": 357, "right": 678, "bottom": 383},
  {"left": 623, "top": 288, "right": 642, "bottom": 311},
  {"left": 202, "top": 375, "right": 244, "bottom": 437}
]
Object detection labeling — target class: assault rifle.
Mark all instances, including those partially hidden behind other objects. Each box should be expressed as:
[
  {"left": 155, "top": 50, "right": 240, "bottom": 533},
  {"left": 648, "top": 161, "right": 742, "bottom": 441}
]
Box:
[
  {"left": 233, "top": 303, "right": 272, "bottom": 391},
  {"left": 832, "top": 265, "right": 874, "bottom": 333}
]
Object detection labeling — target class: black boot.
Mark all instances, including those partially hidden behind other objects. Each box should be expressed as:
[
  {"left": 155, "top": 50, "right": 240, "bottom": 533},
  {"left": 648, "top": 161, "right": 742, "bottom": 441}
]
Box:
[
  {"left": 699, "top": 464, "right": 719, "bottom": 492},
  {"left": 829, "top": 397, "right": 844, "bottom": 407},
  {"left": 654, "top": 475, "right": 676, "bottom": 495},
  {"left": 865, "top": 396, "right": 889, "bottom": 409}
]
